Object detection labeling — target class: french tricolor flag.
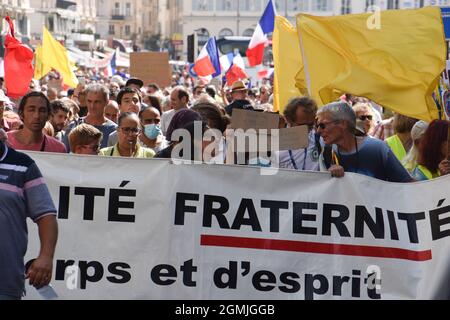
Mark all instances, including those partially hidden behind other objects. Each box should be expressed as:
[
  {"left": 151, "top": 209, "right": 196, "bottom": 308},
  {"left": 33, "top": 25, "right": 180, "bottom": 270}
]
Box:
[
  {"left": 105, "top": 49, "right": 117, "bottom": 77},
  {"left": 246, "top": 0, "right": 276, "bottom": 67},
  {"left": 193, "top": 37, "right": 221, "bottom": 78}
]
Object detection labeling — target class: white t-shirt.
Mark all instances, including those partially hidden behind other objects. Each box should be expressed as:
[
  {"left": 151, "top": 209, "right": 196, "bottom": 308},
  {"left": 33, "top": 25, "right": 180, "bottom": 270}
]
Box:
[{"left": 271, "top": 130, "right": 322, "bottom": 171}]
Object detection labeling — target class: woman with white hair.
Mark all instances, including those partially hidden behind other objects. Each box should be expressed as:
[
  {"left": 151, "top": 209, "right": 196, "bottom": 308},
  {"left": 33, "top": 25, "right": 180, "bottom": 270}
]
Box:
[{"left": 402, "top": 121, "right": 429, "bottom": 173}]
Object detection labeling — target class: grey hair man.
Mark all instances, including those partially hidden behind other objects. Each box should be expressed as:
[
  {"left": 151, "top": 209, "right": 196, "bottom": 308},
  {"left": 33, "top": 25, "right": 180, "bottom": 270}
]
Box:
[
  {"left": 316, "top": 102, "right": 412, "bottom": 182},
  {"left": 63, "top": 84, "right": 117, "bottom": 150}
]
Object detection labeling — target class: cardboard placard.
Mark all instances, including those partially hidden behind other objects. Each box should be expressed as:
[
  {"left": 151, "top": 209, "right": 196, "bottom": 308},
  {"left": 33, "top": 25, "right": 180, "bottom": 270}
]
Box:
[
  {"left": 231, "top": 109, "right": 280, "bottom": 130},
  {"left": 225, "top": 125, "right": 309, "bottom": 154},
  {"left": 130, "top": 52, "right": 171, "bottom": 88},
  {"left": 277, "top": 125, "right": 309, "bottom": 150}
]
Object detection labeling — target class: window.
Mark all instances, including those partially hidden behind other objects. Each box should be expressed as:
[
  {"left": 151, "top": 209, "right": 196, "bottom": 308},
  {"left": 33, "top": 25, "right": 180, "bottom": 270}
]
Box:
[
  {"left": 192, "top": 0, "right": 214, "bottom": 11},
  {"left": 125, "top": 25, "right": 131, "bottom": 35},
  {"left": 219, "top": 28, "right": 234, "bottom": 38},
  {"left": 274, "top": 0, "right": 286, "bottom": 13},
  {"left": 341, "top": 0, "right": 351, "bottom": 14},
  {"left": 216, "top": 0, "right": 238, "bottom": 11},
  {"left": 242, "top": 28, "right": 254, "bottom": 37},
  {"left": 126, "top": 3, "right": 131, "bottom": 16},
  {"left": 239, "top": 0, "right": 261, "bottom": 11},
  {"left": 365, "top": 0, "right": 376, "bottom": 11},
  {"left": 387, "top": 0, "right": 399, "bottom": 9},
  {"left": 288, "top": 0, "right": 309, "bottom": 12},
  {"left": 313, "top": 0, "right": 331, "bottom": 11},
  {"left": 109, "top": 25, "right": 115, "bottom": 35},
  {"left": 114, "top": 2, "right": 120, "bottom": 15},
  {"left": 196, "top": 28, "right": 210, "bottom": 42}
]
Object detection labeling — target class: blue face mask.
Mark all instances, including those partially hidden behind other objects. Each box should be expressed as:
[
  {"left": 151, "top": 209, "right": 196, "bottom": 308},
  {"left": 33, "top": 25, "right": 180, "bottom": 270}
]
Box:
[{"left": 144, "top": 124, "right": 161, "bottom": 140}]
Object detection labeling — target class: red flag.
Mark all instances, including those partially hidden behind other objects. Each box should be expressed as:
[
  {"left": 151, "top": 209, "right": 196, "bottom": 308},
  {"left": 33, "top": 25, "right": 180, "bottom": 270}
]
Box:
[
  {"left": 226, "top": 64, "right": 248, "bottom": 87},
  {"left": 4, "top": 16, "right": 34, "bottom": 99}
]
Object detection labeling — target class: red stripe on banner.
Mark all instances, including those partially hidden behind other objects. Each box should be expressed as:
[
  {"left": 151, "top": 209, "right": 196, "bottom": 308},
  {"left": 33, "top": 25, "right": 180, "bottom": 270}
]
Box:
[{"left": 200, "top": 235, "right": 432, "bottom": 262}]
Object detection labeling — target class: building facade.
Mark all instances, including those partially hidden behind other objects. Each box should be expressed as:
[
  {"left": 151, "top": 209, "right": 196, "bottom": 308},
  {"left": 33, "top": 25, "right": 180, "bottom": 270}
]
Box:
[
  {"left": 96, "top": 0, "right": 159, "bottom": 51},
  {"left": 27, "top": 0, "right": 96, "bottom": 49},
  {"left": 0, "top": 0, "right": 33, "bottom": 40}
]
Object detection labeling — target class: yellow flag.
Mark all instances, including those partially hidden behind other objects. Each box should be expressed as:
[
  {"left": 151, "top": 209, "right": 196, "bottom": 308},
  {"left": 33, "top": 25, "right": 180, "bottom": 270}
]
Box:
[
  {"left": 34, "top": 45, "right": 51, "bottom": 80},
  {"left": 42, "top": 27, "right": 78, "bottom": 88},
  {"left": 296, "top": 7, "right": 446, "bottom": 122},
  {"left": 273, "top": 16, "right": 306, "bottom": 113}
]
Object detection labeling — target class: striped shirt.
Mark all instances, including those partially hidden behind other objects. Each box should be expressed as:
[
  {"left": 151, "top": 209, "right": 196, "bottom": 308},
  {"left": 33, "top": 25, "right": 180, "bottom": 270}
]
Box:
[{"left": 0, "top": 142, "right": 57, "bottom": 297}]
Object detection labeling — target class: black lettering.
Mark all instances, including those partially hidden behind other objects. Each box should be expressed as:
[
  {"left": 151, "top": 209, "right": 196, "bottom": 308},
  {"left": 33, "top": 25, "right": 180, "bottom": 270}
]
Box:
[
  {"left": 180, "top": 259, "right": 197, "bottom": 287},
  {"left": 332, "top": 276, "right": 350, "bottom": 296},
  {"left": 58, "top": 186, "right": 70, "bottom": 219},
  {"left": 387, "top": 210, "right": 399, "bottom": 240},
  {"left": 397, "top": 212, "right": 426, "bottom": 243},
  {"left": 252, "top": 271, "right": 276, "bottom": 292},
  {"left": 304, "top": 274, "right": 329, "bottom": 300},
  {"left": 293, "top": 202, "right": 318, "bottom": 235},
  {"left": 430, "top": 205, "right": 450, "bottom": 240},
  {"left": 261, "top": 200, "right": 289, "bottom": 233},
  {"left": 74, "top": 187, "right": 106, "bottom": 220},
  {"left": 351, "top": 270, "right": 361, "bottom": 298},
  {"left": 108, "top": 188, "right": 136, "bottom": 223},
  {"left": 354, "top": 206, "right": 385, "bottom": 239},
  {"left": 151, "top": 264, "right": 177, "bottom": 286},
  {"left": 107, "top": 263, "right": 132, "bottom": 284},
  {"left": 213, "top": 261, "right": 238, "bottom": 289},
  {"left": 279, "top": 272, "right": 301, "bottom": 293},
  {"left": 55, "top": 259, "right": 75, "bottom": 281},
  {"left": 174, "top": 193, "right": 199, "bottom": 225},
  {"left": 231, "top": 199, "right": 262, "bottom": 231},
  {"left": 322, "top": 203, "right": 351, "bottom": 237},
  {"left": 203, "top": 195, "right": 230, "bottom": 229},
  {"left": 78, "top": 260, "right": 104, "bottom": 290}
]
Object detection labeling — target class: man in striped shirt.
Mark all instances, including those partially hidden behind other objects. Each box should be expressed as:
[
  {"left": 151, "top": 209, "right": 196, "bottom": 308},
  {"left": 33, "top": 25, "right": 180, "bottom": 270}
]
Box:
[{"left": 0, "top": 141, "right": 58, "bottom": 300}]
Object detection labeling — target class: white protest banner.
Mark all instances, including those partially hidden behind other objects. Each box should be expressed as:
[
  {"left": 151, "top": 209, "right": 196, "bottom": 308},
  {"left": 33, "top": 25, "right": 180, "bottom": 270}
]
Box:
[{"left": 24, "top": 152, "right": 450, "bottom": 300}]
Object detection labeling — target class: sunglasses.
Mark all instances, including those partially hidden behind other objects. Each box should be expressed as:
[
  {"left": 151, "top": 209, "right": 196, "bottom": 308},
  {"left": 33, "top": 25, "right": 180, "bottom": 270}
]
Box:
[
  {"left": 359, "top": 115, "right": 373, "bottom": 121},
  {"left": 121, "top": 127, "right": 141, "bottom": 134},
  {"left": 315, "top": 120, "right": 339, "bottom": 130}
]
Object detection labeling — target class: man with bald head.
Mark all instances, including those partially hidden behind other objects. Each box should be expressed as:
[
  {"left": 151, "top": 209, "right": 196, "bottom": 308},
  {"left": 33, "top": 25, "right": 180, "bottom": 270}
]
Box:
[
  {"left": 160, "top": 86, "right": 189, "bottom": 136},
  {"left": 105, "top": 100, "right": 119, "bottom": 124}
]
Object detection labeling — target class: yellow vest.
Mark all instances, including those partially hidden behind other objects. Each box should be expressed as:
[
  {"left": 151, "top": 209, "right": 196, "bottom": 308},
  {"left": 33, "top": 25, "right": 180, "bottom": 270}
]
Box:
[
  {"left": 386, "top": 135, "right": 406, "bottom": 162},
  {"left": 416, "top": 165, "right": 440, "bottom": 180}
]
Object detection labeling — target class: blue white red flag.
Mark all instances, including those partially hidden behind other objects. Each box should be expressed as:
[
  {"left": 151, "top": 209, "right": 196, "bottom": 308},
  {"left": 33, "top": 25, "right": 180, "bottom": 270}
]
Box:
[
  {"left": 246, "top": 0, "right": 276, "bottom": 67},
  {"left": 193, "top": 37, "right": 221, "bottom": 78}
]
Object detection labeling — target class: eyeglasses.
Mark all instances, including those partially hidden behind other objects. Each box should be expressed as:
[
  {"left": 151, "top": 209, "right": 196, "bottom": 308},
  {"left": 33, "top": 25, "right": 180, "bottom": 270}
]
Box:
[
  {"left": 359, "top": 115, "right": 373, "bottom": 121},
  {"left": 120, "top": 127, "right": 141, "bottom": 134},
  {"left": 315, "top": 120, "right": 339, "bottom": 130}
]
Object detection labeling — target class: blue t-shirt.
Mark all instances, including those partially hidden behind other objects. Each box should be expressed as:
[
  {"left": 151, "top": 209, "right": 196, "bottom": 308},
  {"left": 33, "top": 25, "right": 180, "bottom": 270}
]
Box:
[
  {"left": 0, "top": 143, "right": 57, "bottom": 297},
  {"left": 333, "top": 137, "right": 412, "bottom": 183}
]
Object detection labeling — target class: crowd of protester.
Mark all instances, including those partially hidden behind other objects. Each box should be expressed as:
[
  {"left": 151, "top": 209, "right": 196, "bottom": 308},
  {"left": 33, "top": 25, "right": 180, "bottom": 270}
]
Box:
[
  {"left": 1, "top": 67, "right": 450, "bottom": 300},
  {"left": 1, "top": 69, "right": 448, "bottom": 182}
]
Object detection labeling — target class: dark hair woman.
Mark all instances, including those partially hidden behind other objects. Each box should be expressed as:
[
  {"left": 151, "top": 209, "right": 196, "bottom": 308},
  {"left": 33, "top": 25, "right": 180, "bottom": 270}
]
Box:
[{"left": 412, "top": 120, "right": 449, "bottom": 180}]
